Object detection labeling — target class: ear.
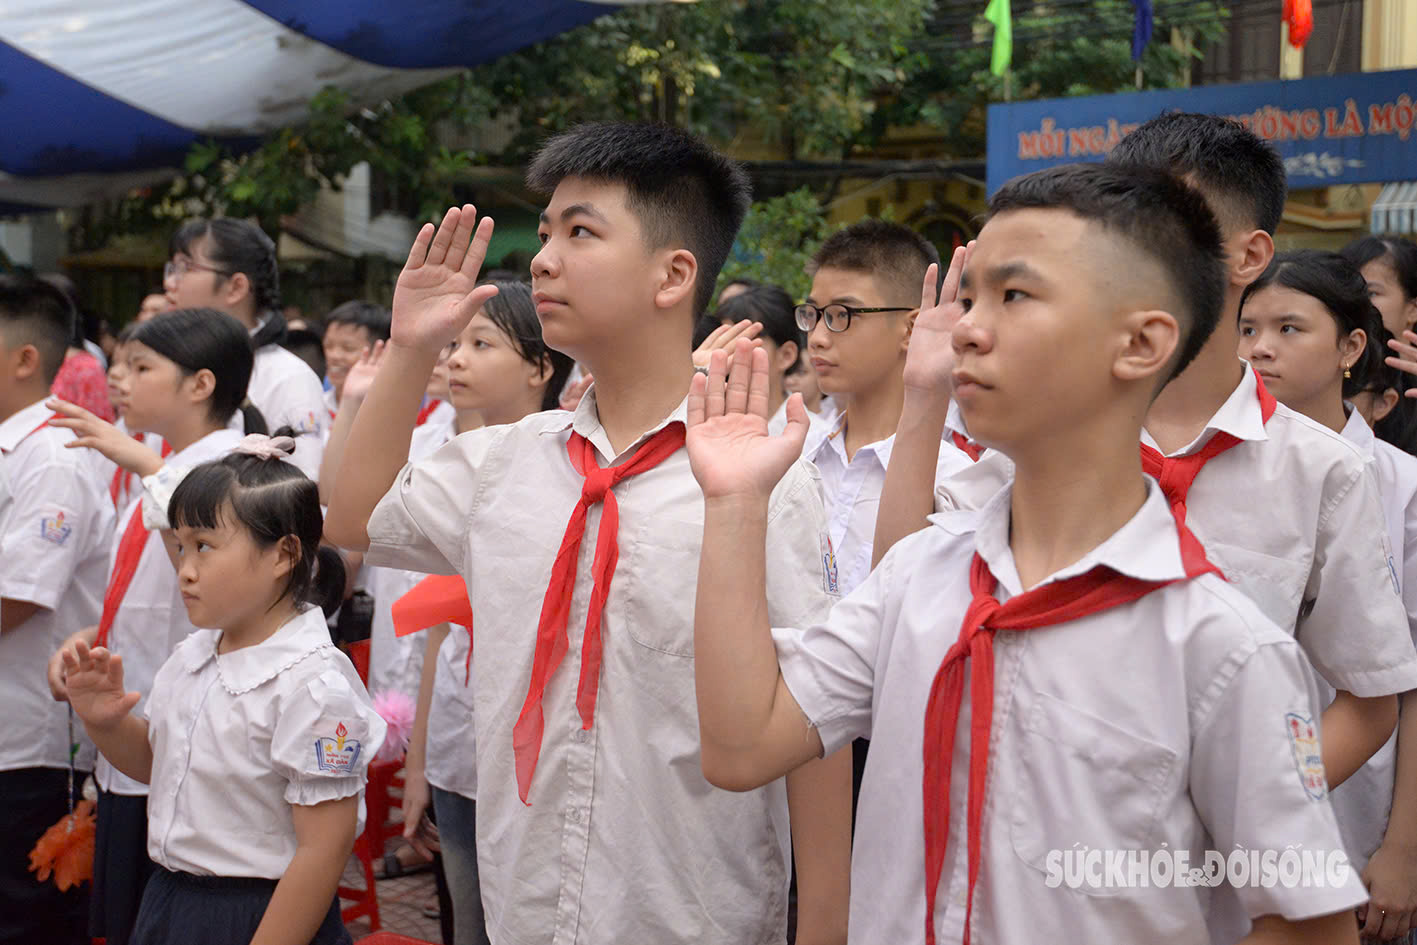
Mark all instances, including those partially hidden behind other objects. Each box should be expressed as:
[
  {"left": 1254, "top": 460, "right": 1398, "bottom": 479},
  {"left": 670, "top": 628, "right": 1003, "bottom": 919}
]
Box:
[
  {"left": 1340, "top": 327, "right": 1367, "bottom": 371},
  {"left": 775, "top": 340, "right": 799, "bottom": 376},
  {"left": 222, "top": 271, "right": 252, "bottom": 308},
  {"left": 1374, "top": 388, "right": 1401, "bottom": 422},
  {"left": 185, "top": 366, "right": 217, "bottom": 406},
  {"left": 1230, "top": 228, "right": 1275, "bottom": 289},
  {"left": 653, "top": 249, "right": 698, "bottom": 313},
  {"left": 11, "top": 343, "right": 43, "bottom": 383},
  {"left": 528, "top": 352, "right": 554, "bottom": 390},
  {"left": 900, "top": 309, "right": 920, "bottom": 353},
  {"left": 1113, "top": 309, "right": 1180, "bottom": 384},
  {"left": 273, "top": 535, "right": 300, "bottom": 581}
]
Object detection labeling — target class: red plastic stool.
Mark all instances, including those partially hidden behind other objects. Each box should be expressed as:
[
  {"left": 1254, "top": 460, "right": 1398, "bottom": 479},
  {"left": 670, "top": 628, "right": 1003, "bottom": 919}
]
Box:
[{"left": 355, "top": 933, "right": 438, "bottom": 944}]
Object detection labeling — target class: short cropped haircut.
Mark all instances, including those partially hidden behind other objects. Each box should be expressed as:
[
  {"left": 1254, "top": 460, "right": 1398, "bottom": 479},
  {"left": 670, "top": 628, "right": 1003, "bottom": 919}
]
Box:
[
  {"left": 1107, "top": 112, "right": 1287, "bottom": 236},
  {"left": 1241, "top": 250, "right": 1385, "bottom": 400},
  {"left": 526, "top": 122, "right": 753, "bottom": 317},
  {"left": 324, "top": 300, "right": 392, "bottom": 343},
  {"left": 0, "top": 274, "right": 76, "bottom": 384},
  {"left": 808, "top": 220, "right": 940, "bottom": 306},
  {"left": 989, "top": 163, "right": 1227, "bottom": 381}
]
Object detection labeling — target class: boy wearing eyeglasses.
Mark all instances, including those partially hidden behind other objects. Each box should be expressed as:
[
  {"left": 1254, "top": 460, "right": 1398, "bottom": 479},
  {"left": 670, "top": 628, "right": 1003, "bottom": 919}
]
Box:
[{"left": 798, "top": 221, "right": 975, "bottom": 599}]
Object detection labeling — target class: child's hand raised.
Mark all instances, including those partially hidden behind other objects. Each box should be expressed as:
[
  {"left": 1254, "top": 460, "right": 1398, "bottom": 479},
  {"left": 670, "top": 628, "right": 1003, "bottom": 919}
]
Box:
[
  {"left": 340, "top": 341, "right": 386, "bottom": 407},
  {"left": 692, "top": 319, "right": 763, "bottom": 370},
  {"left": 903, "top": 242, "right": 972, "bottom": 396},
  {"left": 687, "top": 338, "right": 809, "bottom": 502},
  {"left": 47, "top": 399, "right": 164, "bottom": 477},
  {"left": 393, "top": 205, "right": 501, "bottom": 355},
  {"left": 62, "top": 640, "right": 140, "bottom": 732}
]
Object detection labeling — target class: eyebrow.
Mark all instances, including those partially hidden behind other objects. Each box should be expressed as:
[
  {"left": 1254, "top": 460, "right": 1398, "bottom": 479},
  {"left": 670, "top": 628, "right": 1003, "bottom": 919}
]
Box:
[
  {"left": 803, "top": 295, "right": 867, "bottom": 306},
  {"left": 539, "top": 203, "right": 610, "bottom": 226},
  {"left": 959, "top": 261, "right": 1045, "bottom": 290}
]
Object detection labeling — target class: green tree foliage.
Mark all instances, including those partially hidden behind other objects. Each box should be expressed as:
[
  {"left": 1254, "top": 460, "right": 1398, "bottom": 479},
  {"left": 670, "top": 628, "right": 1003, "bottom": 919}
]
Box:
[{"left": 717, "top": 187, "right": 838, "bottom": 301}]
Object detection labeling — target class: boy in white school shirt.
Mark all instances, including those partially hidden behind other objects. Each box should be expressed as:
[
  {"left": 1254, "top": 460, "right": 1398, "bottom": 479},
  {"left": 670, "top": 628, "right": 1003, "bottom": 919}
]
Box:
[
  {"left": 686, "top": 163, "right": 1366, "bottom": 944},
  {"left": 874, "top": 114, "right": 1417, "bottom": 804},
  {"left": 326, "top": 122, "right": 852, "bottom": 945},
  {"left": 0, "top": 276, "right": 112, "bottom": 945}
]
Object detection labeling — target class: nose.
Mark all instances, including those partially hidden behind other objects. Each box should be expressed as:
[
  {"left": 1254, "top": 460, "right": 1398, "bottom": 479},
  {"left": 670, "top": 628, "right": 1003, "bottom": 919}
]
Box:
[
  {"left": 951, "top": 304, "right": 991, "bottom": 355},
  {"left": 807, "top": 319, "right": 833, "bottom": 351},
  {"left": 531, "top": 241, "right": 556, "bottom": 280}
]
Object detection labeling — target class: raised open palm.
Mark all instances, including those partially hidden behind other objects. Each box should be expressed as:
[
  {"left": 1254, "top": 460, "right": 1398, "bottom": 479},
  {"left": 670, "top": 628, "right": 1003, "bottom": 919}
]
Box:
[
  {"left": 903, "top": 242, "right": 972, "bottom": 395},
  {"left": 686, "top": 340, "right": 810, "bottom": 501},
  {"left": 62, "top": 641, "right": 140, "bottom": 731},
  {"left": 393, "top": 205, "right": 501, "bottom": 353}
]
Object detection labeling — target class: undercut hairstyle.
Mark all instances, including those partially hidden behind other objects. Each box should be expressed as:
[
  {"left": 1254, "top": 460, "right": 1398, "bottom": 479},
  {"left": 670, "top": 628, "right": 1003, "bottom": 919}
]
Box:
[
  {"left": 1241, "top": 250, "right": 1385, "bottom": 401},
  {"left": 169, "top": 449, "right": 346, "bottom": 617},
  {"left": 714, "top": 285, "right": 805, "bottom": 373},
  {"left": 808, "top": 220, "right": 940, "bottom": 306},
  {"left": 989, "top": 163, "right": 1227, "bottom": 381},
  {"left": 131, "top": 308, "right": 265, "bottom": 432},
  {"left": 0, "top": 274, "right": 77, "bottom": 384},
  {"left": 170, "top": 218, "right": 286, "bottom": 348},
  {"left": 526, "top": 122, "right": 753, "bottom": 317},
  {"left": 324, "top": 300, "right": 391, "bottom": 343},
  {"left": 478, "top": 280, "right": 575, "bottom": 411},
  {"left": 1341, "top": 236, "right": 1417, "bottom": 305},
  {"left": 1107, "top": 112, "right": 1287, "bottom": 236}
]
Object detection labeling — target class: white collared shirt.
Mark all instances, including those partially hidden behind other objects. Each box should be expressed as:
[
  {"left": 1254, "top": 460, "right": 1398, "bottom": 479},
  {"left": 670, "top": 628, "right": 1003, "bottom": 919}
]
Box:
[
  {"left": 96, "top": 427, "right": 244, "bottom": 796},
  {"left": 366, "top": 412, "right": 459, "bottom": 701},
  {"left": 0, "top": 399, "right": 112, "bottom": 772},
  {"left": 1326, "top": 408, "right": 1417, "bottom": 870},
  {"left": 937, "top": 366, "right": 1417, "bottom": 698},
  {"left": 144, "top": 605, "right": 386, "bottom": 878},
  {"left": 232, "top": 341, "right": 327, "bottom": 478},
  {"left": 425, "top": 626, "right": 476, "bottom": 798},
  {"left": 808, "top": 410, "right": 976, "bottom": 596},
  {"left": 366, "top": 387, "right": 835, "bottom": 945},
  {"left": 778, "top": 480, "right": 1367, "bottom": 944}
]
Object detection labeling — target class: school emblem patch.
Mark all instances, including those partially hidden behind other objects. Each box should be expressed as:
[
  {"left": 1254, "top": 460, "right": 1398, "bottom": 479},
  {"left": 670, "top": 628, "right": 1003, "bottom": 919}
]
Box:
[
  {"left": 314, "top": 722, "right": 362, "bottom": 773},
  {"left": 292, "top": 411, "right": 320, "bottom": 435},
  {"left": 39, "top": 512, "right": 72, "bottom": 546},
  {"left": 1285, "top": 712, "right": 1326, "bottom": 800},
  {"left": 821, "top": 534, "right": 839, "bottom": 595}
]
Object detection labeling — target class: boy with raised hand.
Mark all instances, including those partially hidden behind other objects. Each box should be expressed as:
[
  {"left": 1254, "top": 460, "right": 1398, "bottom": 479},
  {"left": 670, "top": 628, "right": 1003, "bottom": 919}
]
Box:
[
  {"left": 686, "top": 163, "right": 1365, "bottom": 945},
  {"left": 875, "top": 114, "right": 1414, "bottom": 799},
  {"left": 325, "top": 122, "right": 850, "bottom": 945}
]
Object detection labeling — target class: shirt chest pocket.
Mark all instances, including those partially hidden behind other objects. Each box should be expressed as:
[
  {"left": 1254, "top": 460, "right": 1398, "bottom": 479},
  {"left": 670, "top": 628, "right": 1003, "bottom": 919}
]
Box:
[
  {"left": 1009, "top": 692, "right": 1178, "bottom": 896},
  {"left": 1204, "top": 542, "right": 1310, "bottom": 630},
  {"left": 619, "top": 518, "right": 701, "bottom": 658}
]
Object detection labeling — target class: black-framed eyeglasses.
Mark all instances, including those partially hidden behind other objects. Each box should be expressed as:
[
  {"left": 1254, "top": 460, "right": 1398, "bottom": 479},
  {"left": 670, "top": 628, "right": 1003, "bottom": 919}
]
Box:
[
  {"left": 794, "top": 303, "right": 913, "bottom": 333},
  {"left": 164, "top": 259, "right": 231, "bottom": 283}
]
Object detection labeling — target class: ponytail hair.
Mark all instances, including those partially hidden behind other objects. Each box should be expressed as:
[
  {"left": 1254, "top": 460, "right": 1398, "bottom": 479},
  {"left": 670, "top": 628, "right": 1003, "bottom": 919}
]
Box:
[
  {"left": 170, "top": 218, "right": 284, "bottom": 348},
  {"left": 478, "top": 280, "right": 574, "bottom": 410},
  {"left": 167, "top": 431, "right": 346, "bottom": 617},
  {"left": 132, "top": 308, "right": 264, "bottom": 428}
]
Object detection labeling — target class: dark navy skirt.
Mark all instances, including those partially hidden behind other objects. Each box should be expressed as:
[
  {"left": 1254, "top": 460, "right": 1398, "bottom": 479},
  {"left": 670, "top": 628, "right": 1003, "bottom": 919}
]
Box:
[{"left": 130, "top": 869, "right": 351, "bottom": 945}]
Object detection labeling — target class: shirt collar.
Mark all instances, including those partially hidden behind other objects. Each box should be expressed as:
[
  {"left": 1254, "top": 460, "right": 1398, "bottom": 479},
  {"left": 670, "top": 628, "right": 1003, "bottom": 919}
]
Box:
[
  {"left": 1141, "top": 361, "right": 1269, "bottom": 457},
  {"left": 0, "top": 399, "right": 57, "bottom": 453},
  {"left": 190, "top": 606, "right": 335, "bottom": 695},
  {"left": 807, "top": 411, "right": 897, "bottom": 469},
  {"left": 940, "top": 477, "right": 1190, "bottom": 598},
  {"left": 164, "top": 428, "right": 244, "bottom": 467},
  {"left": 541, "top": 383, "right": 688, "bottom": 464},
  {"left": 1339, "top": 403, "right": 1376, "bottom": 457}
]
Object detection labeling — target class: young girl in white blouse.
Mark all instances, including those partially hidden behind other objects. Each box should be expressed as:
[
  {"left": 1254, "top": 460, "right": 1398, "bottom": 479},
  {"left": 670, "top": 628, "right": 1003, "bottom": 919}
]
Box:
[
  {"left": 46, "top": 307, "right": 262, "bottom": 945},
  {"left": 62, "top": 438, "right": 385, "bottom": 945},
  {"left": 1239, "top": 250, "right": 1417, "bottom": 943}
]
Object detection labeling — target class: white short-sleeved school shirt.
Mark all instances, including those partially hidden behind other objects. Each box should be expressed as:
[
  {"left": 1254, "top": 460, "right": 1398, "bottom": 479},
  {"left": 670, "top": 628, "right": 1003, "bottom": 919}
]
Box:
[
  {"left": 95, "top": 427, "right": 244, "bottom": 796},
  {"left": 778, "top": 480, "right": 1368, "bottom": 944},
  {"left": 232, "top": 340, "right": 327, "bottom": 478},
  {"left": 424, "top": 626, "right": 476, "bottom": 798},
  {"left": 807, "top": 411, "right": 976, "bottom": 597},
  {"left": 144, "top": 605, "right": 386, "bottom": 878},
  {"left": 937, "top": 366, "right": 1417, "bottom": 698},
  {"left": 1325, "top": 408, "right": 1417, "bottom": 871},
  {"left": 0, "top": 399, "right": 112, "bottom": 772},
  {"left": 365, "top": 388, "right": 835, "bottom": 945},
  {"left": 365, "top": 412, "right": 458, "bottom": 700}
]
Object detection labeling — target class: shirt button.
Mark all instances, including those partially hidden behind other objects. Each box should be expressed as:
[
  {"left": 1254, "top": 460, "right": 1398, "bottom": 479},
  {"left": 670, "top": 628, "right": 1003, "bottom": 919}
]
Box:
[
  {"left": 574, "top": 729, "right": 589, "bottom": 743},
  {"left": 568, "top": 807, "right": 582, "bottom": 824}
]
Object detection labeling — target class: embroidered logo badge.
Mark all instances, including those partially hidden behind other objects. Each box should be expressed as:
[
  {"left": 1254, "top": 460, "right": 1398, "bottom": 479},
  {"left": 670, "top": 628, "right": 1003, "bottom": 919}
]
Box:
[
  {"left": 293, "top": 410, "right": 320, "bottom": 435},
  {"left": 314, "top": 722, "right": 362, "bottom": 773},
  {"left": 39, "top": 512, "right": 72, "bottom": 546},
  {"left": 1285, "top": 712, "right": 1326, "bottom": 800},
  {"left": 821, "top": 534, "right": 839, "bottom": 595}
]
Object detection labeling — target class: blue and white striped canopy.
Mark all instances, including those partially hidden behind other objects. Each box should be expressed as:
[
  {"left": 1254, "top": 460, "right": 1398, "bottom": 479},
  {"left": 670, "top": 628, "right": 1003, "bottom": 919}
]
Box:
[{"left": 0, "top": 1, "right": 643, "bottom": 213}]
